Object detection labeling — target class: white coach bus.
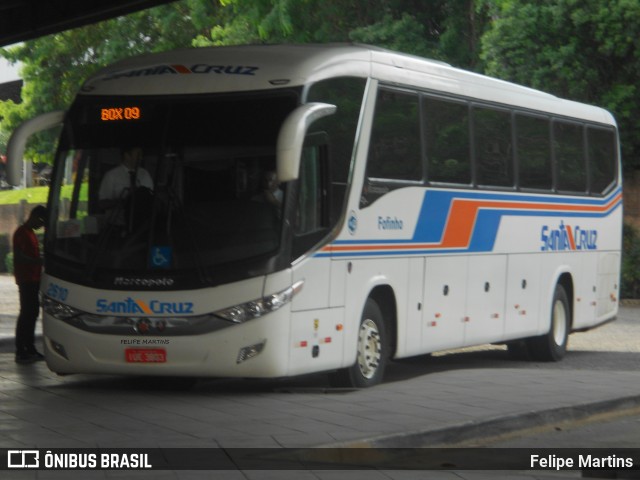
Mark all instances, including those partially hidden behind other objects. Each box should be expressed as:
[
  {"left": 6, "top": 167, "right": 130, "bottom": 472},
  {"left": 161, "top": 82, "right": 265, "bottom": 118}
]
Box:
[{"left": 7, "top": 44, "right": 621, "bottom": 387}]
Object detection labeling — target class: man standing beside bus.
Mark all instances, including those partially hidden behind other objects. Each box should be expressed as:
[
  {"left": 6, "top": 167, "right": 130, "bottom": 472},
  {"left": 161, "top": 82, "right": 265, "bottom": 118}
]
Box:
[{"left": 13, "top": 205, "right": 47, "bottom": 364}]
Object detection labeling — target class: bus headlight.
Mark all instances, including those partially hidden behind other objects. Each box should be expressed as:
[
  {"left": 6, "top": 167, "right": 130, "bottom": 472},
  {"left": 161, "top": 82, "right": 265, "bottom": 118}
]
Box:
[
  {"left": 214, "top": 280, "right": 304, "bottom": 323},
  {"left": 43, "top": 297, "right": 83, "bottom": 323}
]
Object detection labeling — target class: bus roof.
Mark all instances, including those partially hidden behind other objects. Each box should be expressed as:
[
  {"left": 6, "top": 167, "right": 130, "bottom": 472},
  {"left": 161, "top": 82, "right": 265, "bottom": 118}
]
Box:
[{"left": 81, "top": 44, "right": 615, "bottom": 126}]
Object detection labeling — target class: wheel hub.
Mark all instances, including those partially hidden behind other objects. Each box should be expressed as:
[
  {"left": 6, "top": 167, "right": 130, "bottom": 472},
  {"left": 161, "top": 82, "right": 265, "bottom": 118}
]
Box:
[{"left": 357, "top": 318, "right": 381, "bottom": 379}]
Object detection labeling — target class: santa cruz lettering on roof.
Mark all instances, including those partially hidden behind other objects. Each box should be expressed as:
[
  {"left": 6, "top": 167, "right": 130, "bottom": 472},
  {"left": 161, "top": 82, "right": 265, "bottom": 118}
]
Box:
[{"left": 102, "top": 64, "right": 259, "bottom": 81}]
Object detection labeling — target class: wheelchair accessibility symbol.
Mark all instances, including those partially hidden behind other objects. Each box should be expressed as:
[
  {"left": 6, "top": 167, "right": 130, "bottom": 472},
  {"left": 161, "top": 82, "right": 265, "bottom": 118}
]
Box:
[{"left": 150, "top": 246, "right": 172, "bottom": 268}]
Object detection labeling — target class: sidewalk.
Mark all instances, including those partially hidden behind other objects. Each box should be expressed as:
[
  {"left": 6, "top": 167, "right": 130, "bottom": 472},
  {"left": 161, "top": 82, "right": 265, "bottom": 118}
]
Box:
[
  {"left": 0, "top": 274, "right": 43, "bottom": 344},
  {"left": 1, "top": 355, "right": 640, "bottom": 479},
  {"left": 0, "top": 274, "right": 19, "bottom": 315}
]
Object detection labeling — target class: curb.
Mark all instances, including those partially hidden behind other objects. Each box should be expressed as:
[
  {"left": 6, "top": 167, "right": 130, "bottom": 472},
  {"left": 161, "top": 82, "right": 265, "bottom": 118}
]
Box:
[
  {"left": 620, "top": 299, "right": 640, "bottom": 306},
  {"left": 335, "top": 394, "right": 640, "bottom": 448}
]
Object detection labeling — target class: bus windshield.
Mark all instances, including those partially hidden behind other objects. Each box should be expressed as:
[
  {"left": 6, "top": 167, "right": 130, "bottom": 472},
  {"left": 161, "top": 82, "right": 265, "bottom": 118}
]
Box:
[{"left": 48, "top": 91, "right": 300, "bottom": 284}]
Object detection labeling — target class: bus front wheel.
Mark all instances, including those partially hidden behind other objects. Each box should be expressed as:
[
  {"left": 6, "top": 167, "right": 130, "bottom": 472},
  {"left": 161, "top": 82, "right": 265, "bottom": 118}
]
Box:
[{"left": 330, "top": 298, "right": 388, "bottom": 388}]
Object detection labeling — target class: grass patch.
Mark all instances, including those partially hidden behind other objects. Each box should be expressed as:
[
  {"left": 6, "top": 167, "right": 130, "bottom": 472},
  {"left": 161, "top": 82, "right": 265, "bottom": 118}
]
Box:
[
  {"left": 0, "top": 186, "right": 50, "bottom": 205},
  {"left": 0, "top": 185, "right": 79, "bottom": 206}
]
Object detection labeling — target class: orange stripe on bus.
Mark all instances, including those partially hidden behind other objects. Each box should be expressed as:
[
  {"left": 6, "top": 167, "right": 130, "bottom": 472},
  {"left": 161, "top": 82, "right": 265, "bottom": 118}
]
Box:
[{"left": 321, "top": 193, "right": 622, "bottom": 253}]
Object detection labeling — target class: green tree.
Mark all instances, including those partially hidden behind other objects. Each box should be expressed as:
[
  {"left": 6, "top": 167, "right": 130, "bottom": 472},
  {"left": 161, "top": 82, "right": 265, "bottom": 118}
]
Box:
[
  {"left": 622, "top": 222, "right": 640, "bottom": 298},
  {"left": 480, "top": 0, "right": 640, "bottom": 170},
  {"left": 0, "top": 128, "right": 8, "bottom": 154},
  {"left": 195, "top": 0, "right": 489, "bottom": 69}
]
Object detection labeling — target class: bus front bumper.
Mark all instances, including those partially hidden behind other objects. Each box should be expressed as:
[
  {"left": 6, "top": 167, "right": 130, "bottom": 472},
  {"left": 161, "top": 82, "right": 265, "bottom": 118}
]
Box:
[{"left": 42, "top": 311, "right": 291, "bottom": 378}]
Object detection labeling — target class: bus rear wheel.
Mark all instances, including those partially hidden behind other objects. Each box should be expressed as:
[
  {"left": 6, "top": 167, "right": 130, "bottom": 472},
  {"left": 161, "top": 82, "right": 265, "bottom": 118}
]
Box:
[
  {"left": 529, "top": 284, "right": 570, "bottom": 361},
  {"left": 330, "top": 298, "right": 388, "bottom": 388}
]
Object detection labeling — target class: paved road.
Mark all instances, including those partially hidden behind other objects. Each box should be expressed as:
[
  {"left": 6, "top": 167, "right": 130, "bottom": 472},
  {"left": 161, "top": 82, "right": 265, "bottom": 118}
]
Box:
[{"left": 1, "top": 274, "right": 639, "bottom": 479}]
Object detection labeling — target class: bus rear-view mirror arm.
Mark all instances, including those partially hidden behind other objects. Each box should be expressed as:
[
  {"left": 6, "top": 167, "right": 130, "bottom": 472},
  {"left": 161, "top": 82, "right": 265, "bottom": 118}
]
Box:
[
  {"left": 6, "top": 110, "right": 65, "bottom": 186},
  {"left": 276, "top": 102, "right": 336, "bottom": 182}
]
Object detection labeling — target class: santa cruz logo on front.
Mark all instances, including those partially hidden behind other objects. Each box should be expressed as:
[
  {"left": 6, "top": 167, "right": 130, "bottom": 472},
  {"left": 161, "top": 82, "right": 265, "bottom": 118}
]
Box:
[
  {"left": 540, "top": 221, "right": 598, "bottom": 251},
  {"left": 96, "top": 298, "right": 194, "bottom": 315}
]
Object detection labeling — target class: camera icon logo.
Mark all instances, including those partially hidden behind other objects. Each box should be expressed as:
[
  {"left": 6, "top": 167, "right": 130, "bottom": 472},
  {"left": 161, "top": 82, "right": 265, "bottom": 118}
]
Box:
[{"left": 8, "top": 450, "right": 40, "bottom": 468}]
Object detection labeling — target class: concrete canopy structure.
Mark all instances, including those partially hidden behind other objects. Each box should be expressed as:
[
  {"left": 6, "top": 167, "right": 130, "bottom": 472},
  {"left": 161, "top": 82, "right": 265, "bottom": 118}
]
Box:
[{"left": 0, "top": 0, "right": 177, "bottom": 47}]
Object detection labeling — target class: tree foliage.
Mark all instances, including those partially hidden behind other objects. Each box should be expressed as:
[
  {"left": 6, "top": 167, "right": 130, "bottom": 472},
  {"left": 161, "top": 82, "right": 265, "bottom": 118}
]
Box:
[
  {"left": 195, "top": 0, "right": 488, "bottom": 68},
  {"left": 622, "top": 222, "right": 640, "bottom": 298},
  {"left": 481, "top": 0, "right": 640, "bottom": 170}
]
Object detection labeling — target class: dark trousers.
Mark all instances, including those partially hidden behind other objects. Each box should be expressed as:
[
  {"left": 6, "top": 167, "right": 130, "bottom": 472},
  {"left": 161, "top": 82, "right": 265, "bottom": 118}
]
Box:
[{"left": 15, "top": 282, "right": 40, "bottom": 353}]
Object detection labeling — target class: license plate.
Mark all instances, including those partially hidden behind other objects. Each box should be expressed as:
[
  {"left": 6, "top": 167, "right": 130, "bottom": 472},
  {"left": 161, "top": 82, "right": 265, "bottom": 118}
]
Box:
[{"left": 125, "top": 348, "right": 166, "bottom": 363}]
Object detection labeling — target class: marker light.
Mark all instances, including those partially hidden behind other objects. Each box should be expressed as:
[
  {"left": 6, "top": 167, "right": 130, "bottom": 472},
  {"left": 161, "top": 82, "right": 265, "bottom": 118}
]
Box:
[
  {"left": 49, "top": 339, "right": 69, "bottom": 360},
  {"left": 214, "top": 280, "right": 304, "bottom": 324},
  {"left": 237, "top": 340, "right": 267, "bottom": 364}
]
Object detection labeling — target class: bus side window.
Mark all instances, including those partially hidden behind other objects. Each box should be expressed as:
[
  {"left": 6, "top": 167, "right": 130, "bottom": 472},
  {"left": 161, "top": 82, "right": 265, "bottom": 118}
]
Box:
[
  {"left": 473, "top": 106, "right": 513, "bottom": 188},
  {"left": 554, "top": 120, "right": 587, "bottom": 193},
  {"left": 587, "top": 127, "right": 617, "bottom": 195},
  {"left": 361, "top": 88, "right": 421, "bottom": 207},
  {"left": 516, "top": 114, "right": 552, "bottom": 191},
  {"left": 292, "top": 137, "right": 329, "bottom": 259},
  {"left": 306, "top": 77, "right": 367, "bottom": 226},
  {"left": 423, "top": 96, "right": 471, "bottom": 185}
]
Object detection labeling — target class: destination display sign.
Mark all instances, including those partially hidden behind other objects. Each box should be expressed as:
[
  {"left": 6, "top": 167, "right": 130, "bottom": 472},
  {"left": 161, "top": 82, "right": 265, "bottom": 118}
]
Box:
[{"left": 100, "top": 106, "right": 141, "bottom": 121}]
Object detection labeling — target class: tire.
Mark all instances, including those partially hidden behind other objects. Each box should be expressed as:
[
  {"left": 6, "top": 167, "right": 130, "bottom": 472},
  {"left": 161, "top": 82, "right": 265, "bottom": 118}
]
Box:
[
  {"left": 330, "top": 298, "right": 388, "bottom": 388},
  {"left": 528, "top": 284, "right": 570, "bottom": 361}
]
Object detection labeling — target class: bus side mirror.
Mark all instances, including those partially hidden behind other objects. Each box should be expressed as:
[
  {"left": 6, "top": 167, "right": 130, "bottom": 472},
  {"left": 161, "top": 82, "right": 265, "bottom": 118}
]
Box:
[
  {"left": 276, "top": 102, "right": 336, "bottom": 182},
  {"left": 6, "top": 110, "right": 65, "bottom": 186}
]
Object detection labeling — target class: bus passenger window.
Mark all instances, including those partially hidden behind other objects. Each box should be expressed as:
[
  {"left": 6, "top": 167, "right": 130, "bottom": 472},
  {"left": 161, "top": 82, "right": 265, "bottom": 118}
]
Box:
[
  {"left": 423, "top": 96, "right": 471, "bottom": 185},
  {"left": 587, "top": 127, "right": 617, "bottom": 195},
  {"left": 554, "top": 121, "right": 586, "bottom": 193},
  {"left": 292, "top": 141, "right": 329, "bottom": 260},
  {"left": 367, "top": 89, "right": 422, "bottom": 182},
  {"left": 307, "top": 77, "right": 367, "bottom": 224},
  {"left": 295, "top": 144, "right": 326, "bottom": 235},
  {"left": 473, "top": 106, "right": 513, "bottom": 188},
  {"left": 516, "top": 114, "right": 552, "bottom": 190}
]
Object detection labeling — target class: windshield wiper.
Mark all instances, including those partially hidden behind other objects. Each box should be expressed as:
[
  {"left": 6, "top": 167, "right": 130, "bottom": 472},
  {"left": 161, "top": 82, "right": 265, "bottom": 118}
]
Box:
[
  {"left": 162, "top": 181, "right": 213, "bottom": 285},
  {"left": 84, "top": 189, "right": 131, "bottom": 281}
]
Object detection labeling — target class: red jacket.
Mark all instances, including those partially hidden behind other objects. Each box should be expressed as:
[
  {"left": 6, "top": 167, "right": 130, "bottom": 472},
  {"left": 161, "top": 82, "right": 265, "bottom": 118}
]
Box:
[{"left": 13, "top": 225, "right": 41, "bottom": 284}]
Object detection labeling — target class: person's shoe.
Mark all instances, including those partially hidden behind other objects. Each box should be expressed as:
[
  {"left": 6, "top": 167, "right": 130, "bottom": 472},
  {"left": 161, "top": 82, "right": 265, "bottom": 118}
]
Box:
[{"left": 15, "top": 351, "right": 45, "bottom": 364}]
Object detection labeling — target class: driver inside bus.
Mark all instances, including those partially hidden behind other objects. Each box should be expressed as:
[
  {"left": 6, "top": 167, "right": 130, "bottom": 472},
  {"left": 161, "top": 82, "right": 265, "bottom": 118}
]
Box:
[
  {"left": 98, "top": 147, "right": 154, "bottom": 227},
  {"left": 255, "top": 170, "right": 283, "bottom": 207}
]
